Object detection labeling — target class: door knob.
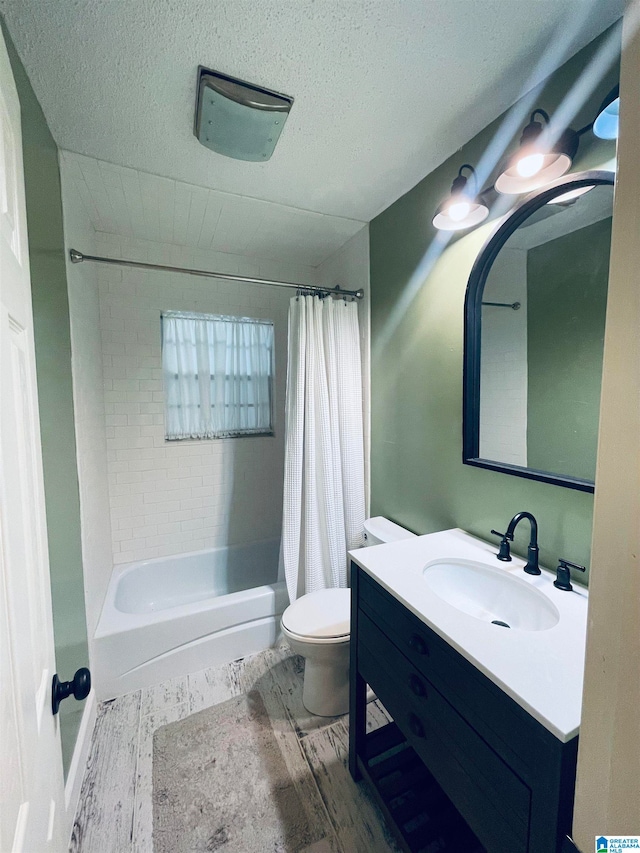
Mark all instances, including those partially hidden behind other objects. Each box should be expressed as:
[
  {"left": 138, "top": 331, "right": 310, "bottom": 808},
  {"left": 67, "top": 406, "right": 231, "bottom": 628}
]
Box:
[{"left": 52, "top": 667, "right": 91, "bottom": 715}]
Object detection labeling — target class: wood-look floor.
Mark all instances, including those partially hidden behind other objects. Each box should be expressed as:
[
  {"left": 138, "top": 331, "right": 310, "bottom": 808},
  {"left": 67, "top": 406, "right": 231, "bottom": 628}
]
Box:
[{"left": 70, "top": 644, "right": 401, "bottom": 853}]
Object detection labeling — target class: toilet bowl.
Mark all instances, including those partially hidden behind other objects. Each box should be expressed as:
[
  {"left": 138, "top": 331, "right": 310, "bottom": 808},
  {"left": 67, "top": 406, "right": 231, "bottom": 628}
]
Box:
[{"left": 280, "top": 517, "right": 416, "bottom": 716}]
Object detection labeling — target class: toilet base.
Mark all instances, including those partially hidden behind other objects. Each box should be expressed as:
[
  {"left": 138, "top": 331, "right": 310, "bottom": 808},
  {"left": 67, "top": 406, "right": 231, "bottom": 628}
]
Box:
[
  {"left": 283, "top": 633, "right": 351, "bottom": 717},
  {"left": 302, "top": 656, "right": 350, "bottom": 717}
]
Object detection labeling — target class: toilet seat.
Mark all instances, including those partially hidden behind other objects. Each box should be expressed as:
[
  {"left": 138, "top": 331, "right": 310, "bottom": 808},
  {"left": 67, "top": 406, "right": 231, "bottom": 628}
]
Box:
[
  {"left": 281, "top": 588, "right": 350, "bottom": 641},
  {"left": 282, "top": 626, "right": 350, "bottom": 646}
]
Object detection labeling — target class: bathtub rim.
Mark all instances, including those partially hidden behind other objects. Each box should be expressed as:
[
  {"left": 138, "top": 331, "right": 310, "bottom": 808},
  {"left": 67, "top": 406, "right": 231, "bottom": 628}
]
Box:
[{"left": 96, "top": 537, "right": 282, "bottom": 638}]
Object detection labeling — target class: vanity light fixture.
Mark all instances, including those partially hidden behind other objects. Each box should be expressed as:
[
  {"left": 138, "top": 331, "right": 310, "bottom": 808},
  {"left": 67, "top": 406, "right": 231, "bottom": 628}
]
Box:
[
  {"left": 431, "top": 85, "right": 618, "bottom": 234},
  {"left": 593, "top": 85, "right": 620, "bottom": 140},
  {"left": 432, "top": 164, "right": 490, "bottom": 231},
  {"left": 495, "top": 109, "right": 579, "bottom": 195}
]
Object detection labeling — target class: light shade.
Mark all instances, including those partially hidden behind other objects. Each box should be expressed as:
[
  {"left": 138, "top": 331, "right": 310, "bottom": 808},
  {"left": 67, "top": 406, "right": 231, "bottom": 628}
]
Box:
[
  {"left": 593, "top": 85, "right": 620, "bottom": 140},
  {"left": 432, "top": 165, "right": 489, "bottom": 231},
  {"left": 495, "top": 110, "right": 578, "bottom": 195},
  {"left": 548, "top": 185, "right": 595, "bottom": 205},
  {"left": 433, "top": 199, "right": 489, "bottom": 231}
]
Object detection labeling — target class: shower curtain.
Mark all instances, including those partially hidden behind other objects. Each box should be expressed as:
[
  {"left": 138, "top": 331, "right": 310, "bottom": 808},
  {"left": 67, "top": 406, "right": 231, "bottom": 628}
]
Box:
[{"left": 281, "top": 294, "right": 365, "bottom": 603}]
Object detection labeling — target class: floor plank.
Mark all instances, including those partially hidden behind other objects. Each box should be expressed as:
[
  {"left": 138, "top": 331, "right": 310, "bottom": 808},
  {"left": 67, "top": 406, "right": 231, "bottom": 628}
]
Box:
[
  {"left": 237, "top": 642, "right": 292, "bottom": 693},
  {"left": 367, "top": 699, "right": 393, "bottom": 734},
  {"left": 185, "top": 643, "right": 292, "bottom": 714},
  {"left": 140, "top": 676, "right": 187, "bottom": 717},
  {"left": 70, "top": 691, "right": 142, "bottom": 853},
  {"left": 301, "top": 718, "right": 402, "bottom": 853},
  {"left": 132, "top": 702, "right": 191, "bottom": 853},
  {"left": 187, "top": 661, "right": 242, "bottom": 714}
]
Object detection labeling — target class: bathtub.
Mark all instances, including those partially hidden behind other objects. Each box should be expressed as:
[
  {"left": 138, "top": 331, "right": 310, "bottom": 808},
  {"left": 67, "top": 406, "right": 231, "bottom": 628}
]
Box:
[{"left": 93, "top": 539, "right": 288, "bottom": 700}]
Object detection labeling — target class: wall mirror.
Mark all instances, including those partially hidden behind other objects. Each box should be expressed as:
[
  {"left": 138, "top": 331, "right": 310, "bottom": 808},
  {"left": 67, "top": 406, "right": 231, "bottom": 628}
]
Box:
[{"left": 463, "top": 170, "right": 615, "bottom": 492}]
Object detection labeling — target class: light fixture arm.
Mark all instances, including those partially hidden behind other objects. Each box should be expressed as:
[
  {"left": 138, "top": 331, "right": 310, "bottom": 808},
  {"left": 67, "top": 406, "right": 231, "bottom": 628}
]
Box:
[
  {"left": 455, "top": 164, "right": 479, "bottom": 196},
  {"left": 519, "top": 109, "right": 550, "bottom": 149},
  {"left": 530, "top": 108, "right": 550, "bottom": 125}
]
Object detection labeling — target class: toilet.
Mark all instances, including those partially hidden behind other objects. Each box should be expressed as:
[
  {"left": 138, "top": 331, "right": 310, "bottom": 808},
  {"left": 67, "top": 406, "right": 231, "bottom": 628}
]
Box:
[{"left": 281, "top": 517, "right": 416, "bottom": 716}]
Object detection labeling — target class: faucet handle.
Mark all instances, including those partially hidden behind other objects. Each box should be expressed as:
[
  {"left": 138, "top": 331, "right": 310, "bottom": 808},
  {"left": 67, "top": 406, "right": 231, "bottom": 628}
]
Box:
[
  {"left": 491, "top": 530, "right": 512, "bottom": 562},
  {"left": 554, "top": 558, "right": 586, "bottom": 592}
]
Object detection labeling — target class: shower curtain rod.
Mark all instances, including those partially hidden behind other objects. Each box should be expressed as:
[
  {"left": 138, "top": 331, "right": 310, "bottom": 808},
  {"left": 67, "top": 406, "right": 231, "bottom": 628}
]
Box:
[
  {"left": 481, "top": 300, "right": 521, "bottom": 310},
  {"left": 69, "top": 249, "right": 365, "bottom": 300}
]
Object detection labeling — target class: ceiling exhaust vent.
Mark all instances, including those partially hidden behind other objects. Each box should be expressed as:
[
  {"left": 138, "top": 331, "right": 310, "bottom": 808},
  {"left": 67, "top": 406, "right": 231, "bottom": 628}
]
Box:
[{"left": 194, "top": 67, "right": 293, "bottom": 162}]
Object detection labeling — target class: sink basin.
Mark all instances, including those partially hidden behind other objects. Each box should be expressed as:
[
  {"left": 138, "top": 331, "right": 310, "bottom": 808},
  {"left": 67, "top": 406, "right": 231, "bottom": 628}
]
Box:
[{"left": 423, "top": 559, "right": 560, "bottom": 631}]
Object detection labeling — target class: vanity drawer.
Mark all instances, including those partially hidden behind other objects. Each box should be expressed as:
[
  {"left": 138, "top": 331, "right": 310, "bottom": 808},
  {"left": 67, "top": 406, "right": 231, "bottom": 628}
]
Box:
[
  {"left": 357, "top": 568, "right": 550, "bottom": 774},
  {"left": 358, "top": 611, "right": 531, "bottom": 852}
]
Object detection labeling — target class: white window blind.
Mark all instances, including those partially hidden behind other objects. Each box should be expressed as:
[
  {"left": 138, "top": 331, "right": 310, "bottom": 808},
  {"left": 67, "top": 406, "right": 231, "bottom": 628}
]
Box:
[{"left": 162, "top": 311, "right": 274, "bottom": 440}]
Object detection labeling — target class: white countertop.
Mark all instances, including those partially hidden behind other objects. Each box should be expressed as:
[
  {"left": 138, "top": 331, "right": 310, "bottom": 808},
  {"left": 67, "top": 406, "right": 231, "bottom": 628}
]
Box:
[{"left": 349, "top": 528, "right": 589, "bottom": 742}]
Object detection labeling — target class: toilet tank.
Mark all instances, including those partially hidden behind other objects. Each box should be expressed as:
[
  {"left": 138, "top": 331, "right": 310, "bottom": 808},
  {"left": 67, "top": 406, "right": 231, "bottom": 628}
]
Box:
[{"left": 363, "top": 516, "right": 416, "bottom": 546}]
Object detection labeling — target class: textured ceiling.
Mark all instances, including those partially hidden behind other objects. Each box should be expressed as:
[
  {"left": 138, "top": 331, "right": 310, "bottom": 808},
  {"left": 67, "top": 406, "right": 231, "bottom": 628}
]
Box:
[{"left": 2, "top": 0, "right": 624, "bottom": 222}]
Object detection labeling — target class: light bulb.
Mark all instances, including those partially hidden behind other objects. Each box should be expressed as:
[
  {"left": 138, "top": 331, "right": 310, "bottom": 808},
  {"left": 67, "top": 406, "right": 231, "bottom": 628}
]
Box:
[
  {"left": 516, "top": 152, "right": 544, "bottom": 178},
  {"left": 448, "top": 200, "right": 471, "bottom": 222}
]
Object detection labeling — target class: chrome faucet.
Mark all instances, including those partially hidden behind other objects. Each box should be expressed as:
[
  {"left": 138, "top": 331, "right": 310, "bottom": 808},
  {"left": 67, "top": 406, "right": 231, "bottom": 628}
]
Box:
[{"left": 491, "top": 511, "right": 541, "bottom": 575}]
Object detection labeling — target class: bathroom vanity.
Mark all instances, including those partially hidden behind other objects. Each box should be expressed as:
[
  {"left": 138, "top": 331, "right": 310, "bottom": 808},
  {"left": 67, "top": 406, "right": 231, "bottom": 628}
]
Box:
[{"left": 348, "top": 529, "right": 588, "bottom": 853}]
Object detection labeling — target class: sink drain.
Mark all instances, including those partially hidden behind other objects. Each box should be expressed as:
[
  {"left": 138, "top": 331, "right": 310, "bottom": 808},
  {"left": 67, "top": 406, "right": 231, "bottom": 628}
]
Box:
[{"left": 491, "top": 620, "right": 511, "bottom": 628}]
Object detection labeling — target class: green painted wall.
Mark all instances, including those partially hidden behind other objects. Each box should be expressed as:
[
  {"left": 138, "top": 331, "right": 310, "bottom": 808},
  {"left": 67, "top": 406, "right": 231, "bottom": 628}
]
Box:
[
  {"left": 369, "top": 27, "right": 620, "bottom": 578},
  {"left": 2, "top": 22, "right": 88, "bottom": 777},
  {"left": 527, "top": 217, "right": 611, "bottom": 481}
]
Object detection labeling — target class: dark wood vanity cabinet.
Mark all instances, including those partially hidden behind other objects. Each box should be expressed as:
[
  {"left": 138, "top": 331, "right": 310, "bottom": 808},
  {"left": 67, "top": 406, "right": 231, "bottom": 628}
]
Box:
[{"left": 348, "top": 563, "right": 578, "bottom": 853}]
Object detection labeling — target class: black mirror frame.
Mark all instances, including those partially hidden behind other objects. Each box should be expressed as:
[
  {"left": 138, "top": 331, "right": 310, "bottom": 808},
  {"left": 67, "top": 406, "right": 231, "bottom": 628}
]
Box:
[{"left": 463, "top": 169, "right": 615, "bottom": 493}]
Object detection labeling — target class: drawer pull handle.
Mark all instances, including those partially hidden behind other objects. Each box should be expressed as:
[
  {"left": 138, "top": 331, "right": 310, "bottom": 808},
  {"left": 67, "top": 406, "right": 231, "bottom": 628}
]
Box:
[
  {"left": 410, "top": 674, "right": 427, "bottom": 698},
  {"left": 408, "top": 634, "right": 428, "bottom": 655},
  {"left": 408, "top": 713, "right": 425, "bottom": 738}
]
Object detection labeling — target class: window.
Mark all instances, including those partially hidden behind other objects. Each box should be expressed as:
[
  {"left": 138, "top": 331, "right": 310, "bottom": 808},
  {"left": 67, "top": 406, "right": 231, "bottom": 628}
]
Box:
[{"left": 161, "top": 311, "right": 274, "bottom": 440}]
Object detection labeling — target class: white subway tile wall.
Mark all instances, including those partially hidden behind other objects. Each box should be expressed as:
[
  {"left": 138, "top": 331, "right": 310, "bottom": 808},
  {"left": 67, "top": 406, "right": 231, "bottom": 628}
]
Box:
[{"left": 94, "top": 232, "right": 316, "bottom": 564}]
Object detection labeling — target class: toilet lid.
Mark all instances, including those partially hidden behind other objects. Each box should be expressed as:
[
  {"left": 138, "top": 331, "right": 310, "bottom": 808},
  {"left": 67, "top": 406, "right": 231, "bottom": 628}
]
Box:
[{"left": 282, "top": 588, "right": 350, "bottom": 639}]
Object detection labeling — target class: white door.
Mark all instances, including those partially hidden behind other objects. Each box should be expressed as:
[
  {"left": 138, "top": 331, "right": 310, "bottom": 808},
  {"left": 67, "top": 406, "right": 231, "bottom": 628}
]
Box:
[{"left": 0, "top": 27, "right": 67, "bottom": 853}]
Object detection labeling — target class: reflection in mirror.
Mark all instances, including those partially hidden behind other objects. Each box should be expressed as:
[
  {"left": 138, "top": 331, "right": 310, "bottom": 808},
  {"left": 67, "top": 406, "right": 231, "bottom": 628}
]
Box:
[{"left": 464, "top": 172, "right": 614, "bottom": 491}]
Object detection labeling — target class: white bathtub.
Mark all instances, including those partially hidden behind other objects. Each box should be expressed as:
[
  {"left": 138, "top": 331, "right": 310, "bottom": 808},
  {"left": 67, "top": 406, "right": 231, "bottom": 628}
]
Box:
[{"left": 93, "top": 539, "right": 288, "bottom": 699}]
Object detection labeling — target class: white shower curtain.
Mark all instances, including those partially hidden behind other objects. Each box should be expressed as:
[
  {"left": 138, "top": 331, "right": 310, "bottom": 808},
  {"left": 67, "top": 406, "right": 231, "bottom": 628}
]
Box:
[{"left": 281, "top": 294, "right": 366, "bottom": 603}]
